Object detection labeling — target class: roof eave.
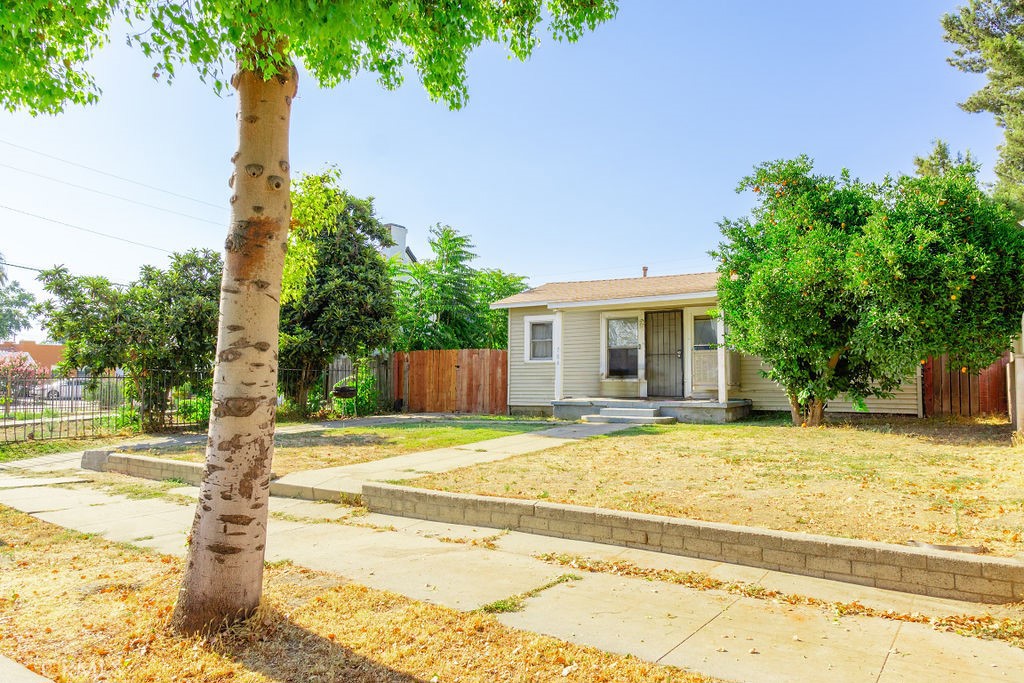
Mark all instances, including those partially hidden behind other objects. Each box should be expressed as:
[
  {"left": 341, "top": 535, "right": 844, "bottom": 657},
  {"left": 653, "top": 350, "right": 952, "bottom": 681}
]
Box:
[
  {"left": 491, "top": 289, "right": 719, "bottom": 311},
  {"left": 552, "top": 290, "right": 719, "bottom": 309},
  {"left": 490, "top": 300, "right": 551, "bottom": 310}
]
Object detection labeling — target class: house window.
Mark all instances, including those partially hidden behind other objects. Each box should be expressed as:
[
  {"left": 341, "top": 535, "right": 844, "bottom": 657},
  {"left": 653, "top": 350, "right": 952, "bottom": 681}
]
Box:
[
  {"left": 523, "top": 314, "right": 556, "bottom": 363},
  {"left": 607, "top": 317, "right": 639, "bottom": 377},
  {"left": 529, "top": 322, "right": 553, "bottom": 360},
  {"left": 693, "top": 317, "right": 718, "bottom": 351}
]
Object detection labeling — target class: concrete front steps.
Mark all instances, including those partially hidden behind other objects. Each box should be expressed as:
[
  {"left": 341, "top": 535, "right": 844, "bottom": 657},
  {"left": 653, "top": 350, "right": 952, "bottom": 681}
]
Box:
[{"left": 581, "top": 407, "right": 677, "bottom": 425}]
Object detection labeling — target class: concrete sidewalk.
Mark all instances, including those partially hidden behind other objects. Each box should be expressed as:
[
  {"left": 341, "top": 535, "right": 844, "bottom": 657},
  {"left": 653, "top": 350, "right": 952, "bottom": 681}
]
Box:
[
  {"left": 3, "top": 421, "right": 1023, "bottom": 681},
  {"left": 1, "top": 471, "right": 1021, "bottom": 682}
]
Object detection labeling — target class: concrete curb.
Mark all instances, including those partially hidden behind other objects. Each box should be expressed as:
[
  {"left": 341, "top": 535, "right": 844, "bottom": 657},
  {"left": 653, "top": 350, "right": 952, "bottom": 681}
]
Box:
[
  {"left": 362, "top": 482, "right": 1024, "bottom": 604},
  {"left": 81, "top": 451, "right": 353, "bottom": 504}
]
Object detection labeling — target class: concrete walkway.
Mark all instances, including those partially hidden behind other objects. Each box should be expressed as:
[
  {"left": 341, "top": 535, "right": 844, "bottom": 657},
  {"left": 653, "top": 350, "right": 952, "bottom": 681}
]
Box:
[
  {"left": 272, "top": 421, "right": 632, "bottom": 499},
  {"left": 1, "top": 425, "right": 1023, "bottom": 682}
]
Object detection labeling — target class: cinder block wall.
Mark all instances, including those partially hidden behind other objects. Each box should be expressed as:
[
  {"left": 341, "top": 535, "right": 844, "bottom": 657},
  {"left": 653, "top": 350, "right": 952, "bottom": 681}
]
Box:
[
  {"left": 363, "top": 483, "right": 1024, "bottom": 604},
  {"left": 82, "top": 450, "right": 205, "bottom": 485}
]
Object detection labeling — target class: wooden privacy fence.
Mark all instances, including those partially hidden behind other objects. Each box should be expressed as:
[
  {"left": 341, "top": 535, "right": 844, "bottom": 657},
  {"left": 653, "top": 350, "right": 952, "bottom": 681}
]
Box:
[
  {"left": 392, "top": 349, "right": 508, "bottom": 415},
  {"left": 923, "top": 353, "right": 1009, "bottom": 417}
]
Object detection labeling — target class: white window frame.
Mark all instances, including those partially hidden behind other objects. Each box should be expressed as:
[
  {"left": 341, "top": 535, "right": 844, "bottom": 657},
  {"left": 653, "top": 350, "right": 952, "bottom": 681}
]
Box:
[{"left": 523, "top": 314, "right": 558, "bottom": 363}]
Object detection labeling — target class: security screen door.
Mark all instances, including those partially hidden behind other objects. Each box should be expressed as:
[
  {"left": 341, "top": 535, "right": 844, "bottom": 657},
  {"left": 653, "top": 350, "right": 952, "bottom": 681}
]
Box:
[{"left": 645, "top": 311, "right": 683, "bottom": 397}]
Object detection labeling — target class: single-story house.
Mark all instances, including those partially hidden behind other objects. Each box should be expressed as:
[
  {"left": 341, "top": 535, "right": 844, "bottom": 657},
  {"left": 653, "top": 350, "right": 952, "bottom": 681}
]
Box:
[{"left": 491, "top": 271, "right": 922, "bottom": 423}]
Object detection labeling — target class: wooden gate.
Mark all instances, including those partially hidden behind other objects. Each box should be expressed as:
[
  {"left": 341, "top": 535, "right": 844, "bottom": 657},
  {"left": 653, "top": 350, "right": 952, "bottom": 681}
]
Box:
[
  {"left": 392, "top": 349, "right": 508, "bottom": 415},
  {"left": 922, "top": 353, "right": 1009, "bottom": 417}
]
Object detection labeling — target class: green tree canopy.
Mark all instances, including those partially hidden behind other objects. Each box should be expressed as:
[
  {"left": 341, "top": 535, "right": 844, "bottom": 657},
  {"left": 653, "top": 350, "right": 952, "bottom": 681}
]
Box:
[
  {"left": 913, "top": 139, "right": 979, "bottom": 178},
  {"left": 852, "top": 165, "right": 1024, "bottom": 374},
  {"left": 279, "top": 169, "right": 395, "bottom": 409},
  {"left": 36, "top": 250, "right": 222, "bottom": 425},
  {"left": 0, "top": 281, "right": 36, "bottom": 341},
  {"left": 391, "top": 225, "right": 526, "bottom": 351},
  {"left": 8, "top": 1, "right": 618, "bottom": 115},
  {"left": 2, "top": 0, "right": 618, "bottom": 635},
  {"left": 943, "top": 1, "right": 1024, "bottom": 210},
  {"left": 36, "top": 268, "right": 127, "bottom": 374},
  {"left": 713, "top": 156, "right": 1024, "bottom": 426}
]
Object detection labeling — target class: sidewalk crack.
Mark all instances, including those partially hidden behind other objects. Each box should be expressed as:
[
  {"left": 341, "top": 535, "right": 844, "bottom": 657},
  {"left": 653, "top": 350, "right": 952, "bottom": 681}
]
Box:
[
  {"left": 655, "top": 593, "right": 742, "bottom": 663},
  {"left": 874, "top": 621, "right": 904, "bottom": 683}
]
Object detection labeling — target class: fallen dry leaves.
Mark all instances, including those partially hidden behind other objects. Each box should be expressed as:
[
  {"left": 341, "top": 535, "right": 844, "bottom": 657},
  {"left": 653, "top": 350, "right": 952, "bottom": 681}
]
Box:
[
  {"left": 0, "top": 507, "right": 713, "bottom": 682},
  {"left": 537, "top": 553, "right": 1024, "bottom": 649},
  {"left": 416, "top": 415, "right": 1024, "bottom": 556}
]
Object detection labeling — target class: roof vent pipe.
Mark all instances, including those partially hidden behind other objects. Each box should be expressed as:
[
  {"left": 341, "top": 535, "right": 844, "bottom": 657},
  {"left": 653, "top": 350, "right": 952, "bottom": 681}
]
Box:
[{"left": 642, "top": 266, "right": 648, "bottom": 278}]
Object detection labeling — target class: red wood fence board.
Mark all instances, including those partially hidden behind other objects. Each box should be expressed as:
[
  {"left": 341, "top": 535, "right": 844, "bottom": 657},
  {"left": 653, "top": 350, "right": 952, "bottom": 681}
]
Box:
[
  {"left": 923, "top": 353, "right": 1009, "bottom": 418},
  {"left": 389, "top": 349, "right": 507, "bottom": 415}
]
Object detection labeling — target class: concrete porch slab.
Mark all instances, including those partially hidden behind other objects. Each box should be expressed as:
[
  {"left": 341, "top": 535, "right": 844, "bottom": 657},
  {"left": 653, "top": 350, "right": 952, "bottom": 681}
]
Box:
[{"left": 553, "top": 397, "right": 752, "bottom": 423}]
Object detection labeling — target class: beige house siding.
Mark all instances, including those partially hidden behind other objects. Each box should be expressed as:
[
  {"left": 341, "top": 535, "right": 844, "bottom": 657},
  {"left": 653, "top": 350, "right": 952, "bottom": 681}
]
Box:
[
  {"left": 505, "top": 298, "right": 921, "bottom": 416},
  {"left": 560, "top": 309, "right": 602, "bottom": 398},
  {"left": 737, "top": 356, "right": 920, "bottom": 415},
  {"left": 507, "top": 307, "right": 555, "bottom": 406}
]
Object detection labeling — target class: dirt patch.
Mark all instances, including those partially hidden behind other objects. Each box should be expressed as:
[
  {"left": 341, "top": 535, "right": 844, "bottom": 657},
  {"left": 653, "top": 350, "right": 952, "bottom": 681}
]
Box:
[{"left": 413, "top": 415, "right": 1024, "bottom": 557}]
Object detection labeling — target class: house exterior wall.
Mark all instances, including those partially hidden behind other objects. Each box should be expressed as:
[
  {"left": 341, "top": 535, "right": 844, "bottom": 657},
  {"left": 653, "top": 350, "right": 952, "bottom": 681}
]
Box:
[
  {"left": 737, "top": 356, "right": 921, "bottom": 415},
  {"left": 507, "top": 306, "right": 556, "bottom": 408},
  {"left": 560, "top": 309, "right": 601, "bottom": 398},
  {"left": 0, "top": 341, "right": 65, "bottom": 370},
  {"left": 506, "top": 301, "right": 921, "bottom": 416}
]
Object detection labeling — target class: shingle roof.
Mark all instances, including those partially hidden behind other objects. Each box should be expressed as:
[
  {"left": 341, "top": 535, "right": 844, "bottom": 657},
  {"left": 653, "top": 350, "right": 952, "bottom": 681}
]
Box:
[{"left": 493, "top": 272, "right": 719, "bottom": 308}]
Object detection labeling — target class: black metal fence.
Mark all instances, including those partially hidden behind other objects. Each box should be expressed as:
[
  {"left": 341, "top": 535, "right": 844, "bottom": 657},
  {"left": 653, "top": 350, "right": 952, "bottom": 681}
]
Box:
[
  {"left": 0, "top": 370, "right": 213, "bottom": 444},
  {"left": 1, "top": 359, "right": 395, "bottom": 444}
]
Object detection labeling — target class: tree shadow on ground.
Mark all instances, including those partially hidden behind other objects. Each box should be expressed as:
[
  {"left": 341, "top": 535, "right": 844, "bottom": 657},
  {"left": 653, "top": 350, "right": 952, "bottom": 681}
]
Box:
[
  {"left": 276, "top": 430, "right": 389, "bottom": 449},
  {"left": 826, "top": 414, "right": 1014, "bottom": 447},
  {"left": 214, "top": 606, "right": 424, "bottom": 683},
  {"left": 594, "top": 412, "right": 1015, "bottom": 448}
]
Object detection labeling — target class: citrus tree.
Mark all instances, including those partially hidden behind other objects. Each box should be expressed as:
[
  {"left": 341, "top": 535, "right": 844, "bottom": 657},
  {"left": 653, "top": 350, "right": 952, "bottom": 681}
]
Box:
[
  {"left": 714, "top": 156, "right": 1024, "bottom": 426},
  {"left": 3, "top": 0, "right": 618, "bottom": 633}
]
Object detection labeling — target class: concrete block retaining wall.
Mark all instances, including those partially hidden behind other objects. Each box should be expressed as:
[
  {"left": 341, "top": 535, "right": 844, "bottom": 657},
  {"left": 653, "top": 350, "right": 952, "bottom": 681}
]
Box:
[
  {"left": 81, "top": 450, "right": 350, "bottom": 503},
  {"left": 363, "top": 483, "right": 1024, "bottom": 604},
  {"left": 83, "top": 450, "right": 205, "bottom": 486}
]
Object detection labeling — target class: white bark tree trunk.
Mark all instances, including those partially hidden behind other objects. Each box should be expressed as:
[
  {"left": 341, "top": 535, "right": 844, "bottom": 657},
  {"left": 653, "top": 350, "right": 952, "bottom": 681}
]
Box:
[{"left": 172, "top": 59, "right": 297, "bottom": 635}]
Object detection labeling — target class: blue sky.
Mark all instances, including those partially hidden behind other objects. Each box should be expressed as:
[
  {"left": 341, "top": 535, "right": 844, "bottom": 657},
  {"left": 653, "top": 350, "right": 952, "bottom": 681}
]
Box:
[{"left": 1, "top": 1, "right": 1000, "bottom": 340}]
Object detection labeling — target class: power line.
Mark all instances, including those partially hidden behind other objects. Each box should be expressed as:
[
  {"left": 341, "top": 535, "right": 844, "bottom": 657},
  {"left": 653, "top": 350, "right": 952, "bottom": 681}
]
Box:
[
  {"left": 0, "top": 204, "right": 173, "bottom": 253},
  {"left": 0, "top": 260, "right": 43, "bottom": 273},
  {"left": 0, "top": 161, "right": 224, "bottom": 226},
  {"left": 0, "top": 138, "right": 225, "bottom": 210},
  {"left": 0, "top": 259, "right": 129, "bottom": 287}
]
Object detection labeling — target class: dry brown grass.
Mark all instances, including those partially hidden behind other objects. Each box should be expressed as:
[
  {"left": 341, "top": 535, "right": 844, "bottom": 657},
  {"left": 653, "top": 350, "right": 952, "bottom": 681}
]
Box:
[
  {"left": 121, "top": 422, "right": 549, "bottom": 475},
  {"left": 414, "top": 415, "right": 1024, "bottom": 556},
  {"left": 0, "top": 507, "right": 710, "bottom": 682}
]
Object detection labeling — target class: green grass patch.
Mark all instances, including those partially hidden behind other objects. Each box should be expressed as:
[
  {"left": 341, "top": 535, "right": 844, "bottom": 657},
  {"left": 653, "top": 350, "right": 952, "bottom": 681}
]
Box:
[
  {"left": 478, "top": 573, "right": 582, "bottom": 614},
  {"left": 0, "top": 437, "right": 125, "bottom": 464},
  {"left": 123, "top": 420, "right": 552, "bottom": 475}
]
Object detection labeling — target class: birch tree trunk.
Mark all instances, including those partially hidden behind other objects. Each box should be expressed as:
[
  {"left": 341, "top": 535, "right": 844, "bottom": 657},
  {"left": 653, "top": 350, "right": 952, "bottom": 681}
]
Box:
[{"left": 172, "top": 59, "right": 297, "bottom": 635}]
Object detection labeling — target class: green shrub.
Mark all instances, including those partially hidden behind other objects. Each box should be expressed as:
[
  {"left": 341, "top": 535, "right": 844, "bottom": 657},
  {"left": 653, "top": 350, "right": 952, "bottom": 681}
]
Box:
[
  {"left": 178, "top": 392, "right": 212, "bottom": 426},
  {"left": 332, "top": 360, "right": 381, "bottom": 416}
]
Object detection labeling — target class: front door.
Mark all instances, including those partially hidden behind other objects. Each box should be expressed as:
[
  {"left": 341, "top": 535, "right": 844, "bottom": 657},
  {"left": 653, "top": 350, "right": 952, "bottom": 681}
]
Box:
[{"left": 645, "top": 310, "right": 683, "bottom": 397}]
